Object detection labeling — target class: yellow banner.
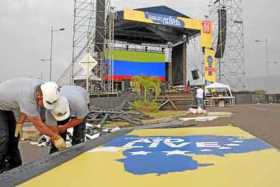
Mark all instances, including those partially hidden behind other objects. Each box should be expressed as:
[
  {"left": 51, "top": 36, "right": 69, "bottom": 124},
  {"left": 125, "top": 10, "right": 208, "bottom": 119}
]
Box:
[
  {"left": 200, "top": 21, "right": 213, "bottom": 48},
  {"left": 123, "top": 9, "right": 153, "bottom": 24},
  {"left": 204, "top": 48, "right": 217, "bottom": 83}
]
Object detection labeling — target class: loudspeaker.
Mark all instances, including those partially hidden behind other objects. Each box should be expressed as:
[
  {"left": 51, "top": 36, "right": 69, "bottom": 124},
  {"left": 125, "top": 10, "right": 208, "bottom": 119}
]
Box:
[
  {"left": 215, "top": 8, "right": 227, "bottom": 58},
  {"left": 191, "top": 70, "right": 200, "bottom": 80},
  {"left": 95, "top": 0, "right": 105, "bottom": 52}
]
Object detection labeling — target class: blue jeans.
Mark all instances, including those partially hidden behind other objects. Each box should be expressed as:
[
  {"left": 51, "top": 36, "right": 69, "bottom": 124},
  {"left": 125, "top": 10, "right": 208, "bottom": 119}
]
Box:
[
  {"left": 196, "top": 98, "right": 204, "bottom": 108},
  {"left": 0, "top": 110, "right": 22, "bottom": 173}
]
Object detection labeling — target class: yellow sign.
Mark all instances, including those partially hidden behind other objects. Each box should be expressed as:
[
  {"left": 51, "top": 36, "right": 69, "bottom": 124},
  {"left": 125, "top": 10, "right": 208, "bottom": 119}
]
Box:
[
  {"left": 20, "top": 126, "right": 280, "bottom": 187},
  {"left": 204, "top": 48, "right": 217, "bottom": 83}
]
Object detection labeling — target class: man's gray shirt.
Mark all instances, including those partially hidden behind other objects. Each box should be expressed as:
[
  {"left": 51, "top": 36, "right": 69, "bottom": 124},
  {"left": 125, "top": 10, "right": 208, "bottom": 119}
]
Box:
[
  {"left": 60, "top": 85, "right": 89, "bottom": 119},
  {"left": 0, "top": 77, "right": 42, "bottom": 117}
]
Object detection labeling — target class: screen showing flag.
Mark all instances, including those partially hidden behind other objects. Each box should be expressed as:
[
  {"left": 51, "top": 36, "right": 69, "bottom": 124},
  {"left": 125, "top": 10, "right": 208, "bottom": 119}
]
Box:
[{"left": 105, "top": 50, "right": 166, "bottom": 81}]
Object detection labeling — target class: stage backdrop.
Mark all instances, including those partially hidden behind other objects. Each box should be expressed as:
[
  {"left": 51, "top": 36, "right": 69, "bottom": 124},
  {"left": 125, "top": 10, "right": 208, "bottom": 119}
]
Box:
[{"left": 105, "top": 50, "right": 166, "bottom": 81}]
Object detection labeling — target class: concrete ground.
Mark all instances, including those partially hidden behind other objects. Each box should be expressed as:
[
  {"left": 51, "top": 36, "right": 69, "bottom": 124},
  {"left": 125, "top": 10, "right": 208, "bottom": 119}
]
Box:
[
  {"left": 209, "top": 104, "right": 280, "bottom": 149},
  {"left": 19, "top": 104, "right": 280, "bottom": 164}
]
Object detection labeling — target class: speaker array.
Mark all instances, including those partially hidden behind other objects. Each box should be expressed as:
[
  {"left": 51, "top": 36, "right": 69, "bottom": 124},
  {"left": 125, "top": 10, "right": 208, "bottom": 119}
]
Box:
[{"left": 215, "top": 8, "right": 227, "bottom": 58}]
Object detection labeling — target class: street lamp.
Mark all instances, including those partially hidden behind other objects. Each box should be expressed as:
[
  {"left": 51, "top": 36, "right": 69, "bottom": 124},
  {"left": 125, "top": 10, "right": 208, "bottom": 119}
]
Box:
[
  {"left": 43, "top": 26, "right": 65, "bottom": 81},
  {"left": 255, "top": 38, "right": 268, "bottom": 76}
]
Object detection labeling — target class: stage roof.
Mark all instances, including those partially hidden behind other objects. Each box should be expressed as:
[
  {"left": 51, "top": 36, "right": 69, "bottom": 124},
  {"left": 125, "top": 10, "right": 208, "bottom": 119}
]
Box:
[{"left": 115, "top": 6, "right": 200, "bottom": 44}]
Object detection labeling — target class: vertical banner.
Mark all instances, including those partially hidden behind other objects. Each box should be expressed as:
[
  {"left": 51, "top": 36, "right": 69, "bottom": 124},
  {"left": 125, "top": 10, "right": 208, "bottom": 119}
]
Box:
[
  {"left": 204, "top": 48, "right": 217, "bottom": 83},
  {"left": 201, "top": 20, "right": 213, "bottom": 48}
]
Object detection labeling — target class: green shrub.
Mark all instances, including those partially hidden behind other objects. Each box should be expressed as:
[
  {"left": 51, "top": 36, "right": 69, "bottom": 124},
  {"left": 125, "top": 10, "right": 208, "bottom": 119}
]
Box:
[
  {"left": 132, "top": 99, "right": 159, "bottom": 113},
  {"left": 131, "top": 76, "right": 161, "bottom": 102}
]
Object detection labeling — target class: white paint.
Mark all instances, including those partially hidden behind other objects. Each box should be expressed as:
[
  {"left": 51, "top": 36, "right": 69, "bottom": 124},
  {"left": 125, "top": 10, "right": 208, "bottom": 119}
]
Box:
[
  {"left": 149, "top": 138, "right": 163, "bottom": 148},
  {"left": 179, "top": 116, "right": 219, "bottom": 122},
  {"left": 164, "top": 138, "right": 191, "bottom": 148},
  {"left": 200, "top": 149, "right": 212, "bottom": 152},
  {"left": 227, "top": 143, "right": 240, "bottom": 147},
  {"left": 123, "top": 138, "right": 151, "bottom": 148},
  {"left": 130, "top": 151, "right": 151, "bottom": 156},
  {"left": 219, "top": 147, "right": 232, "bottom": 150},
  {"left": 88, "top": 146, "right": 120, "bottom": 153},
  {"left": 196, "top": 142, "right": 220, "bottom": 148},
  {"left": 163, "top": 150, "right": 189, "bottom": 156}
]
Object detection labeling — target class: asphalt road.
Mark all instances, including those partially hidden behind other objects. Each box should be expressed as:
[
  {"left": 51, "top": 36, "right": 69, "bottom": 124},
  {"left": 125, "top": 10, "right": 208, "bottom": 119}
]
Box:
[
  {"left": 19, "top": 104, "right": 280, "bottom": 164},
  {"left": 209, "top": 104, "right": 280, "bottom": 149}
]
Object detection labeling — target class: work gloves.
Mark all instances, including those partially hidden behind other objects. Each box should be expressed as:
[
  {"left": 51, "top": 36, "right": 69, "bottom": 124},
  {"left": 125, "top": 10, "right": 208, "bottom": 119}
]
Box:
[
  {"left": 47, "top": 126, "right": 67, "bottom": 151},
  {"left": 51, "top": 135, "right": 67, "bottom": 151},
  {"left": 14, "top": 123, "right": 23, "bottom": 138}
]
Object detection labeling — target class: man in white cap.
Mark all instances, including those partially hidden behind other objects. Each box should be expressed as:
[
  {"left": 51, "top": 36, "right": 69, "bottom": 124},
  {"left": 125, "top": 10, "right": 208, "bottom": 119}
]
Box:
[
  {"left": 0, "top": 78, "right": 66, "bottom": 173},
  {"left": 46, "top": 85, "right": 89, "bottom": 153}
]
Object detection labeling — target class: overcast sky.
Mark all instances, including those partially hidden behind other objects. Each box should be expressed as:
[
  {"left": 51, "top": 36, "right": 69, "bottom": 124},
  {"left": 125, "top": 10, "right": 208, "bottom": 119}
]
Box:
[{"left": 0, "top": 0, "right": 279, "bottom": 87}]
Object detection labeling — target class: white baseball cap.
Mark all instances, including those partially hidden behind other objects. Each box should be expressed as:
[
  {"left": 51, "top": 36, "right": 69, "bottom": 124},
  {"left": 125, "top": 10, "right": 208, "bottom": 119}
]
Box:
[
  {"left": 40, "top": 82, "right": 60, "bottom": 110},
  {"left": 50, "top": 96, "right": 70, "bottom": 121}
]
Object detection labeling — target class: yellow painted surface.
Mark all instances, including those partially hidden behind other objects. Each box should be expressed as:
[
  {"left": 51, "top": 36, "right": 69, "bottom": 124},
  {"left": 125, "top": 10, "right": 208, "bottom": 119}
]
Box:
[
  {"left": 204, "top": 48, "right": 217, "bottom": 83},
  {"left": 20, "top": 126, "right": 280, "bottom": 187}
]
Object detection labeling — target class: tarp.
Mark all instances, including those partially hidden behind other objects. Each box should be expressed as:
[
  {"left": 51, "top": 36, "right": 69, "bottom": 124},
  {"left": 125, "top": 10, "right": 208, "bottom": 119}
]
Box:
[
  {"left": 206, "top": 82, "right": 230, "bottom": 89},
  {"left": 206, "top": 82, "right": 232, "bottom": 96}
]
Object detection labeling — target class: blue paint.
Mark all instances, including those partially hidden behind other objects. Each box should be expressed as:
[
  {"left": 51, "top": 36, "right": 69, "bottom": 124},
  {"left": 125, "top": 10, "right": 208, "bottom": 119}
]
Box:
[
  {"left": 104, "top": 135, "right": 271, "bottom": 175},
  {"left": 118, "top": 154, "right": 203, "bottom": 175},
  {"left": 105, "top": 60, "right": 166, "bottom": 77}
]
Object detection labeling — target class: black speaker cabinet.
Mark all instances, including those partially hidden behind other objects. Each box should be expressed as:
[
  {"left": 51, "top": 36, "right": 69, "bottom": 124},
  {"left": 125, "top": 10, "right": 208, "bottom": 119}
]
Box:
[{"left": 215, "top": 8, "right": 227, "bottom": 58}]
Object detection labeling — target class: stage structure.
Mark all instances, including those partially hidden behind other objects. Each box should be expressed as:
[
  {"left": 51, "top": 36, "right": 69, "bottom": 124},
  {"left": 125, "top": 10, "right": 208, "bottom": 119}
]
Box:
[
  {"left": 58, "top": 5, "right": 217, "bottom": 93},
  {"left": 112, "top": 6, "right": 216, "bottom": 87},
  {"left": 209, "top": 0, "right": 246, "bottom": 90}
]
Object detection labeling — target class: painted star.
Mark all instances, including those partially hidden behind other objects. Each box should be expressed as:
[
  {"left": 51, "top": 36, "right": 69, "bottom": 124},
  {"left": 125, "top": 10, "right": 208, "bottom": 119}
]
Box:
[
  {"left": 163, "top": 150, "right": 189, "bottom": 156},
  {"left": 130, "top": 151, "right": 151, "bottom": 156}
]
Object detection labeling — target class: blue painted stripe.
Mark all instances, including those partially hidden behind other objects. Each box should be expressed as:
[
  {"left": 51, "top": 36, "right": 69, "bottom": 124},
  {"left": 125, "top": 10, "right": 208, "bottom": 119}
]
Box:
[{"left": 107, "top": 60, "right": 166, "bottom": 77}]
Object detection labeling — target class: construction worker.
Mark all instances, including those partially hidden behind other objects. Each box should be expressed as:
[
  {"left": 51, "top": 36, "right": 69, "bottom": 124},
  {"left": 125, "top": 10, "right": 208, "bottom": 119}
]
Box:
[
  {"left": 46, "top": 85, "right": 89, "bottom": 153},
  {"left": 0, "top": 78, "right": 66, "bottom": 173}
]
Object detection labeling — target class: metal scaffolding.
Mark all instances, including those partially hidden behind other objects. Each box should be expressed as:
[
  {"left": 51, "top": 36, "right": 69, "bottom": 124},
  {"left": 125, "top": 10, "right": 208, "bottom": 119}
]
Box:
[
  {"left": 57, "top": 0, "right": 96, "bottom": 86},
  {"left": 209, "top": 0, "right": 246, "bottom": 90},
  {"left": 57, "top": 0, "right": 115, "bottom": 94},
  {"left": 94, "top": 0, "right": 115, "bottom": 93}
]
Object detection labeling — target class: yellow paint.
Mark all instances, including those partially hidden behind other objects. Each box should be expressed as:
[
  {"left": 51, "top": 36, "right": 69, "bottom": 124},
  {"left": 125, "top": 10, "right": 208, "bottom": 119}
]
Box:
[
  {"left": 19, "top": 126, "right": 280, "bottom": 187},
  {"left": 129, "top": 126, "right": 253, "bottom": 138}
]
